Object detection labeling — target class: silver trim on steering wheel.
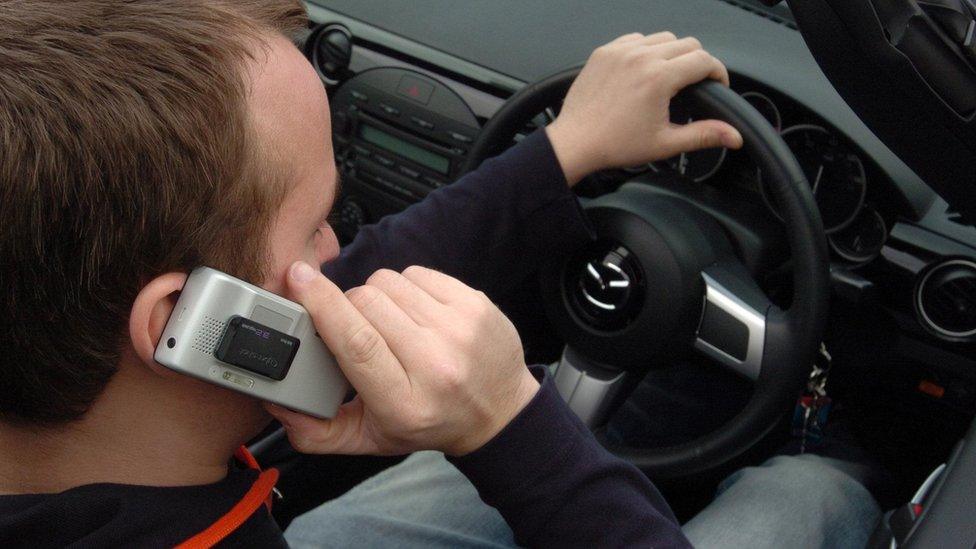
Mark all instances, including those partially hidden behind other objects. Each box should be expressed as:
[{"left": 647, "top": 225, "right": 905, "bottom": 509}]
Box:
[{"left": 694, "top": 273, "right": 767, "bottom": 380}]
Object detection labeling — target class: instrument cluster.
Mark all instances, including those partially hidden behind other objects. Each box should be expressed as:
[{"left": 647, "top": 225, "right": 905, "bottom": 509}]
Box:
[{"left": 630, "top": 81, "right": 896, "bottom": 266}]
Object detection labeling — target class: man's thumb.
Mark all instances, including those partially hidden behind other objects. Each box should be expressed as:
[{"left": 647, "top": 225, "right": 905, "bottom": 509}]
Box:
[
  {"left": 264, "top": 401, "right": 369, "bottom": 455},
  {"left": 663, "top": 120, "right": 742, "bottom": 157}
]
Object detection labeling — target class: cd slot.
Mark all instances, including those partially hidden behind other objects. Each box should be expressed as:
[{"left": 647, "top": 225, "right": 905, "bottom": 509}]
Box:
[
  {"left": 357, "top": 163, "right": 432, "bottom": 202},
  {"left": 356, "top": 112, "right": 460, "bottom": 163},
  {"left": 360, "top": 110, "right": 456, "bottom": 152}
]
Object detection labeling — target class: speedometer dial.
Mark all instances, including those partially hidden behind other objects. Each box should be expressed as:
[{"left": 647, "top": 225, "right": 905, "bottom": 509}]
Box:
[
  {"left": 761, "top": 125, "right": 867, "bottom": 234},
  {"left": 656, "top": 101, "right": 727, "bottom": 182}
]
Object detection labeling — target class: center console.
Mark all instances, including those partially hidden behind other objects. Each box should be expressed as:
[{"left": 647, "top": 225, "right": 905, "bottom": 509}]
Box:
[{"left": 330, "top": 67, "right": 481, "bottom": 240}]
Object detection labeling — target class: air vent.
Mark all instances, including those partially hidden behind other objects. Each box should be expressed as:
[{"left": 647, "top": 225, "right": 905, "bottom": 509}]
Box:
[
  {"left": 309, "top": 23, "right": 352, "bottom": 86},
  {"left": 916, "top": 259, "right": 976, "bottom": 340},
  {"left": 945, "top": 205, "right": 974, "bottom": 228},
  {"left": 191, "top": 316, "right": 227, "bottom": 355}
]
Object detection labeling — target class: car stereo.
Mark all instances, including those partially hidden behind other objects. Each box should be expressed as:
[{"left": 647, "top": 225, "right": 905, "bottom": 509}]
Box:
[{"left": 330, "top": 67, "right": 481, "bottom": 237}]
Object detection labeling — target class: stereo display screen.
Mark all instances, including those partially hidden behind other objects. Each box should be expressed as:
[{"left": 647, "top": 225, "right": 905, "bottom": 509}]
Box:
[{"left": 359, "top": 124, "right": 450, "bottom": 175}]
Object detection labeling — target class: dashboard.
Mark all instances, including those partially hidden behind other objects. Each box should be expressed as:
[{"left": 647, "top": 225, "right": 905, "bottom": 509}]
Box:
[
  {"left": 304, "top": 0, "right": 976, "bottom": 424},
  {"left": 586, "top": 75, "right": 910, "bottom": 269}
]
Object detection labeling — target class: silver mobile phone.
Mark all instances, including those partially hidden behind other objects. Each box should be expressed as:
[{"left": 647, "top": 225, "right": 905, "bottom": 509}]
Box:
[{"left": 154, "top": 266, "right": 349, "bottom": 418}]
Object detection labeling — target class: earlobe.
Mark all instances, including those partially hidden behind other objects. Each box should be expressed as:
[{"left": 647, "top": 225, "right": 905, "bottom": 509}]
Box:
[{"left": 129, "top": 272, "right": 188, "bottom": 369}]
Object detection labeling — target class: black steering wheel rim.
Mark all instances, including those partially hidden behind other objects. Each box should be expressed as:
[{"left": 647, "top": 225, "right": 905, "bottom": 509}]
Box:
[{"left": 465, "top": 68, "right": 831, "bottom": 478}]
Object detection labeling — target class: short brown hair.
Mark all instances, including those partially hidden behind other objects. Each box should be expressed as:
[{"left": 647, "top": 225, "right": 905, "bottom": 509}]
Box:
[{"left": 0, "top": 0, "right": 308, "bottom": 424}]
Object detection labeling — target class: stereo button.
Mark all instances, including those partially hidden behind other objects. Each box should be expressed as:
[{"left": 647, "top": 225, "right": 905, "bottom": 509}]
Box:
[
  {"left": 379, "top": 103, "right": 400, "bottom": 117},
  {"left": 397, "top": 76, "right": 434, "bottom": 104},
  {"left": 350, "top": 90, "right": 369, "bottom": 103},
  {"left": 373, "top": 155, "right": 395, "bottom": 168},
  {"left": 398, "top": 165, "right": 420, "bottom": 179},
  {"left": 448, "top": 131, "right": 473, "bottom": 143},
  {"left": 411, "top": 117, "right": 435, "bottom": 130}
]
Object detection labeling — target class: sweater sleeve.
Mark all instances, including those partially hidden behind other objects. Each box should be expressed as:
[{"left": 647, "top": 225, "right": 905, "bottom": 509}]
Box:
[
  {"left": 449, "top": 365, "right": 692, "bottom": 548},
  {"left": 322, "top": 129, "right": 592, "bottom": 295}
]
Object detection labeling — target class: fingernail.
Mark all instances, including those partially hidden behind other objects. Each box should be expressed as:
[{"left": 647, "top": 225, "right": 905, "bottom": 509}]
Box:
[
  {"left": 722, "top": 130, "right": 743, "bottom": 149},
  {"left": 290, "top": 261, "right": 317, "bottom": 284},
  {"left": 264, "top": 403, "right": 291, "bottom": 427}
]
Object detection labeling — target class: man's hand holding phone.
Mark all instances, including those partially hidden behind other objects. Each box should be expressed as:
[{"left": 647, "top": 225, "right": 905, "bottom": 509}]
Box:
[{"left": 265, "top": 261, "right": 539, "bottom": 457}]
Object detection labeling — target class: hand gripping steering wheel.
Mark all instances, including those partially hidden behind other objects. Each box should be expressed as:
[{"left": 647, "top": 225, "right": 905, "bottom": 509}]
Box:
[{"left": 462, "top": 68, "right": 830, "bottom": 478}]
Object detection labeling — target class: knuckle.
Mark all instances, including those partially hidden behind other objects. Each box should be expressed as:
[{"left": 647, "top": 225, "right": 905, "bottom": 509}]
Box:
[
  {"left": 697, "top": 129, "right": 714, "bottom": 150},
  {"left": 373, "top": 269, "right": 413, "bottom": 291},
  {"left": 431, "top": 362, "right": 465, "bottom": 391},
  {"left": 347, "top": 285, "right": 383, "bottom": 311},
  {"left": 471, "top": 289, "right": 489, "bottom": 304},
  {"left": 365, "top": 268, "right": 397, "bottom": 286},
  {"left": 416, "top": 408, "right": 440, "bottom": 431},
  {"left": 404, "top": 406, "right": 437, "bottom": 431},
  {"left": 289, "top": 434, "right": 313, "bottom": 453},
  {"left": 467, "top": 292, "right": 494, "bottom": 317},
  {"left": 683, "top": 36, "right": 702, "bottom": 50},
  {"left": 344, "top": 323, "right": 383, "bottom": 365},
  {"left": 624, "top": 49, "right": 645, "bottom": 65},
  {"left": 479, "top": 305, "right": 498, "bottom": 327},
  {"left": 641, "top": 61, "right": 666, "bottom": 83},
  {"left": 646, "top": 59, "right": 665, "bottom": 74},
  {"left": 452, "top": 321, "right": 481, "bottom": 349},
  {"left": 402, "top": 265, "right": 428, "bottom": 278},
  {"left": 695, "top": 49, "right": 712, "bottom": 63}
]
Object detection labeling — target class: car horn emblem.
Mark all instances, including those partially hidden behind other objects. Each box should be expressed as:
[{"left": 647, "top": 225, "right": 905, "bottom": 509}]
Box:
[{"left": 580, "top": 260, "right": 631, "bottom": 312}]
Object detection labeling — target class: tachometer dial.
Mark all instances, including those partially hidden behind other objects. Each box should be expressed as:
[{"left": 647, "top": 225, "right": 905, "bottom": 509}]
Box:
[
  {"left": 829, "top": 207, "right": 887, "bottom": 263},
  {"left": 761, "top": 125, "right": 867, "bottom": 234},
  {"left": 741, "top": 92, "right": 782, "bottom": 132}
]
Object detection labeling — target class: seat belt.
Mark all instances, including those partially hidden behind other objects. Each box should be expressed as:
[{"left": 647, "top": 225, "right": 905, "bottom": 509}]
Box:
[{"left": 175, "top": 446, "right": 279, "bottom": 549}]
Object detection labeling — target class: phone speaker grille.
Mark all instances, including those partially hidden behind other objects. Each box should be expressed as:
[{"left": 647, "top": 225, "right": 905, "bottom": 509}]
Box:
[{"left": 191, "top": 316, "right": 226, "bottom": 354}]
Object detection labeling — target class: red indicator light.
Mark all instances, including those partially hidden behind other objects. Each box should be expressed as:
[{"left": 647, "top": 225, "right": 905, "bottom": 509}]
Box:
[{"left": 918, "top": 380, "right": 945, "bottom": 399}]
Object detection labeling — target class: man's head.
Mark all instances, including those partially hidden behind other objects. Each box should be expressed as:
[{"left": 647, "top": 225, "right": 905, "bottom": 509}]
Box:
[{"left": 0, "top": 1, "right": 340, "bottom": 433}]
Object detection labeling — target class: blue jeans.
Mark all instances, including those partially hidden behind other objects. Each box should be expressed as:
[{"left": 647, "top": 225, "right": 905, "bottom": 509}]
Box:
[{"left": 285, "top": 451, "right": 880, "bottom": 548}]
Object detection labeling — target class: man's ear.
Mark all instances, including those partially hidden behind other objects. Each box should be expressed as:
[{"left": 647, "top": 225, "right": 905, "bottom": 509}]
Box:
[{"left": 129, "top": 272, "right": 188, "bottom": 372}]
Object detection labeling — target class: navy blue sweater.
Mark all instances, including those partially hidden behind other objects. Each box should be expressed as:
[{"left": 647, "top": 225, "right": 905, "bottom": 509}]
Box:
[
  {"left": 324, "top": 130, "right": 689, "bottom": 548},
  {"left": 0, "top": 131, "right": 690, "bottom": 548}
]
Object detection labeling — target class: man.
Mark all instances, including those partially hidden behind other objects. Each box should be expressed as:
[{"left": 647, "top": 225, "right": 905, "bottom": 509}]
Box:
[{"left": 0, "top": 1, "right": 879, "bottom": 547}]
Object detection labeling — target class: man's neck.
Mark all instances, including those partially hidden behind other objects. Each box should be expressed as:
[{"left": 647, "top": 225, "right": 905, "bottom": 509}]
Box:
[{"left": 0, "top": 362, "right": 268, "bottom": 495}]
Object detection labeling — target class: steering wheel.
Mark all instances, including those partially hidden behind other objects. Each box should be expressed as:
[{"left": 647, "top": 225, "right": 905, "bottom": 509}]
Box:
[{"left": 462, "top": 68, "right": 830, "bottom": 479}]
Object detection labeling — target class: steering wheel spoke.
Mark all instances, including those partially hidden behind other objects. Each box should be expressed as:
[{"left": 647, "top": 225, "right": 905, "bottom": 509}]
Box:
[
  {"left": 552, "top": 346, "right": 634, "bottom": 429},
  {"left": 694, "top": 261, "right": 773, "bottom": 381}
]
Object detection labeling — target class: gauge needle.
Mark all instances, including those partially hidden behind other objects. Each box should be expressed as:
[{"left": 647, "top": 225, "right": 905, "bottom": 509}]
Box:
[{"left": 811, "top": 164, "right": 825, "bottom": 194}]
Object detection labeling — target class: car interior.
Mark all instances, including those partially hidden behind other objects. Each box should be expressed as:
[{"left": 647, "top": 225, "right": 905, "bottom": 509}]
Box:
[{"left": 251, "top": 1, "right": 976, "bottom": 546}]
